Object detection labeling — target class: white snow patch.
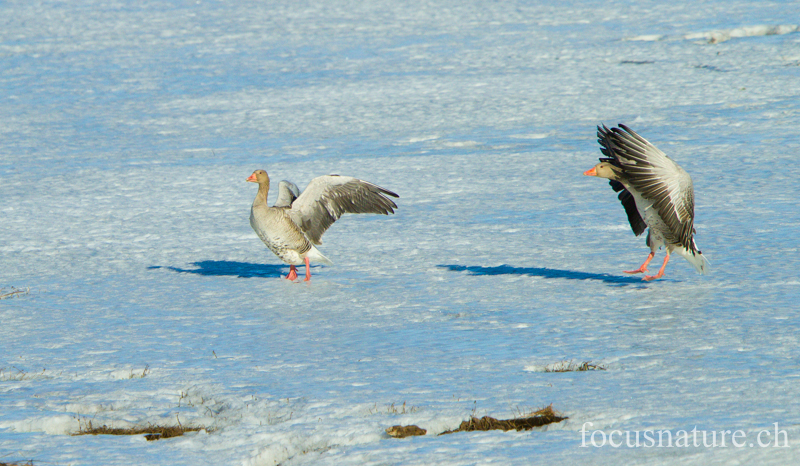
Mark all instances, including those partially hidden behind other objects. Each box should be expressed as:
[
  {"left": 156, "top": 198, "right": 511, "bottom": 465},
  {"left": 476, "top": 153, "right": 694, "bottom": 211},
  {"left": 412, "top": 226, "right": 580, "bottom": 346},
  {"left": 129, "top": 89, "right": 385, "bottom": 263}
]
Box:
[
  {"left": 629, "top": 24, "right": 799, "bottom": 44},
  {"left": 626, "top": 34, "right": 665, "bottom": 42},
  {"left": 441, "top": 140, "right": 479, "bottom": 148},
  {"left": 402, "top": 135, "right": 440, "bottom": 143},
  {"left": 510, "top": 132, "right": 552, "bottom": 139},
  {"left": 685, "top": 24, "right": 799, "bottom": 44},
  {"left": 1, "top": 415, "right": 79, "bottom": 435}
]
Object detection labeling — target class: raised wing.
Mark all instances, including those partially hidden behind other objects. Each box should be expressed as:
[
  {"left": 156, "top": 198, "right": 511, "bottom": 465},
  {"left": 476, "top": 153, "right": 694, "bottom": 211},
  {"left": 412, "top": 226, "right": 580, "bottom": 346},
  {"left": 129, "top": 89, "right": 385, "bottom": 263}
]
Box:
[
  {"left": 274, "top": 180, "right": 301, "bottom": 208},
  {"left": 601, "top": 124, "right": 696, "bottom": 250},
  {"left": 289, "top": 175, "right": 399, "bottom": 245},
  {"left": 597, "top": 125, "right": 647, "bottom": 236}
]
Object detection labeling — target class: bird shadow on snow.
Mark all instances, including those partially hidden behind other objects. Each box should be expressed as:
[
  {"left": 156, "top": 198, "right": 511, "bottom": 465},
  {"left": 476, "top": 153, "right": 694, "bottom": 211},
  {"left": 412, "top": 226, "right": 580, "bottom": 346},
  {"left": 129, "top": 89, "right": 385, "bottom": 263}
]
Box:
[
  {"left": 439, "top": 264, "right": 644, "bottom": 286},
  {"left": 148, "top": 261, "right": 287, "bottom": 278}
]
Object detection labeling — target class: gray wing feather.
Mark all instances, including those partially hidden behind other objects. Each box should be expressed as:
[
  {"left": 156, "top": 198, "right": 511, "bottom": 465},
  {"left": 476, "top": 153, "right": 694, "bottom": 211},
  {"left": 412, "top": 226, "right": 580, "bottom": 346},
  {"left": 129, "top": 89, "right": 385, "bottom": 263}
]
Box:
[
  {"left": 288, "top": 175, "right": 399, "bottom": 245},
  {"left": 274, "top": 180, "right": 301, "bottom": 208},
  {"left": 604, "top": 124, "right": 696, "bottom": 251}
]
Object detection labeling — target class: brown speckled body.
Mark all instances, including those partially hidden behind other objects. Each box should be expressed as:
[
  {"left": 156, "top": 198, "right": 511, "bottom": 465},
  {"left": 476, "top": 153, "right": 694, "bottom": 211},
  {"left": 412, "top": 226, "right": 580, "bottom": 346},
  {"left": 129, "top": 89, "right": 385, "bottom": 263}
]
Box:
[{"left": 250, "top": 201, "right": 312, "bottom": 265}]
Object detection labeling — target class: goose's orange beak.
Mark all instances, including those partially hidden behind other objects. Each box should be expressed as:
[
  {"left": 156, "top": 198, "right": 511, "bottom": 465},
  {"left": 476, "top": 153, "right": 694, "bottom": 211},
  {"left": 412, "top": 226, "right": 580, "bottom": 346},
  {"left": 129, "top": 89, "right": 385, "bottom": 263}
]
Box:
[
  {"left": 583, "top": 167, "right": 597, "bottom": 176},
  {"left": 246, "top": 173, "right": 257, "bottom": 182}
]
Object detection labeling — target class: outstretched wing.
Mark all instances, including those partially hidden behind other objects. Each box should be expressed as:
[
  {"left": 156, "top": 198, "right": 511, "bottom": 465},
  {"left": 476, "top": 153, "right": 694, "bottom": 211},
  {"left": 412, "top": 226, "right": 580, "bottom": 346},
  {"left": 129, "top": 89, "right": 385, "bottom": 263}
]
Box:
[
  {"left": 274, "top": 180, "right": 301, "bottom": 208},
  {"left": 603, "top": 124, "right": 696, "bottom": 250},
  {"left": 597, "top": 125, "right": 647, "bottom": 236},
  {"left": 288, "top": 175, "right": 399, "bottom": 245}
]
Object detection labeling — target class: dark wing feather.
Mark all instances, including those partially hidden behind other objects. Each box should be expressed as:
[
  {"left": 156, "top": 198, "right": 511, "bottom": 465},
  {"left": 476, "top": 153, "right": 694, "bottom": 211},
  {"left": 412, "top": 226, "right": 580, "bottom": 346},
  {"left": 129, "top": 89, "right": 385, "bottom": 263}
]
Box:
[
  {"left": 289, "top": 175, "right": 399, "bottom": 245},
  {"left": 597, "top": 125, "right": 648, "bottom": 236},
  {"left": 611, "top": 181, "right": 648, "bottom": 236}
]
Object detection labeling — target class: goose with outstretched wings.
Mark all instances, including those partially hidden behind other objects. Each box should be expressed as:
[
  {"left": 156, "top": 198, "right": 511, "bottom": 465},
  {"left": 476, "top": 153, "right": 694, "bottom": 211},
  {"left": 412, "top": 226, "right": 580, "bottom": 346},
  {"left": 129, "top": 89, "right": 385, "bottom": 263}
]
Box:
[{"left": 247, "top": 170, "right": 398, "bottom": 282}]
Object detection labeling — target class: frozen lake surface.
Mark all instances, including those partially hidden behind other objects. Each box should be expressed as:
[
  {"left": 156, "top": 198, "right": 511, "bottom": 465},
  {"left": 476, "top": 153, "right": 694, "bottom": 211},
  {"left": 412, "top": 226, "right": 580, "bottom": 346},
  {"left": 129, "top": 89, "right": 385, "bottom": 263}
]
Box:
[{"left": 1, "top": 1, "right": 799, "bottom": 464}]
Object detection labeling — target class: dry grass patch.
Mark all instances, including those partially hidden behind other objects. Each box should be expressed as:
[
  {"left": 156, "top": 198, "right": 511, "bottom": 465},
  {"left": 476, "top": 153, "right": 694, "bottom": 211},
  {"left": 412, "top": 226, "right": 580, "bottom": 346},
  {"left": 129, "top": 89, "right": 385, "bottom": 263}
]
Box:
[
  {"left": 128, "top": 365, "right": 150, "bottom": 379},
  {"left": 0, "top": 367, "right": 50, "bottom": 382},
  {"left": 73, "top": 420, "right": 206, "bottom": 441},
  {"left": 440, "top": 405, "right": 567, "bottom": 435},
  {"left": 1, "top": 462, "right": 34, "bottom": 466},
  {"left": 369, "top": 401, "right": 419, "bottom": 415},
  {"left": 386, "top": 405, "right": 567, "bottom": 439},
  {"left": 0, "top": 287, "right": 29, "bottom": 300},
  {"left": 386, "top": 425, "right": 427, "bottom": 438}
]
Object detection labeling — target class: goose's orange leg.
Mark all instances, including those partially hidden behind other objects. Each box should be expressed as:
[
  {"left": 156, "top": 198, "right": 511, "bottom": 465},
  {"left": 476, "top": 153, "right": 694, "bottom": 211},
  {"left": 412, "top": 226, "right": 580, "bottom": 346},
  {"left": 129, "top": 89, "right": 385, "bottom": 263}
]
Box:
[
  {"left": 644, "top": 254, "right": 670, "bottom": 281},
  {"left": 303, "top": 257, "right": 311, "bottom": 282},
  {"left": 286, "top": 265, "right": 298, "bottom": 281},
  {"left": 624, "top": 252, "right": 654, "bottom": 274}
]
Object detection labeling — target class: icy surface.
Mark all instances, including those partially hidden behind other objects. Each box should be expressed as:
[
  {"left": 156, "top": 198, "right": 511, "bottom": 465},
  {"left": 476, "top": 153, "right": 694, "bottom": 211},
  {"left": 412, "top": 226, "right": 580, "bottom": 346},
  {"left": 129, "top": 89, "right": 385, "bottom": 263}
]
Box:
[{"left": 2, "top": 0, "right": 800, "bottom": 465}]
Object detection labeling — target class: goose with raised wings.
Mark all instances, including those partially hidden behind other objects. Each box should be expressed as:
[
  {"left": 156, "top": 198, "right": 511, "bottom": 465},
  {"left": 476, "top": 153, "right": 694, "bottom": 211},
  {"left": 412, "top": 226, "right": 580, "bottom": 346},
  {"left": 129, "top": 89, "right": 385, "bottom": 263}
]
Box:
[
  {"left": 584, "top": 124, "right": 709, "bottom": 281},
  {"left": 246, "top": 170, "right": 398, "bottom": 282}
]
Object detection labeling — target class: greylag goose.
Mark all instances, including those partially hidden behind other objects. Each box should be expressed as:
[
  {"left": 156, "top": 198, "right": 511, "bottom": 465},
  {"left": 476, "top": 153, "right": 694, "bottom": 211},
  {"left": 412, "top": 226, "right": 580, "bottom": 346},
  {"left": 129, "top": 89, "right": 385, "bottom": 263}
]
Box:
[
  {"left": 246, "top": 170, "right": 399, "bottom": 281},
  {"left": 584, "top": 124, "right": 709, "bottom": 281}
]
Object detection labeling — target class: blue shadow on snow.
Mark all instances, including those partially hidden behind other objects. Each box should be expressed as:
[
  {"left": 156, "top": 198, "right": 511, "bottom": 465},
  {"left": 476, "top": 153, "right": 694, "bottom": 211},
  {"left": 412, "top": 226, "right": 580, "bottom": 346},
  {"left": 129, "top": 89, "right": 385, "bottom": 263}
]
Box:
[
  {"left": 439, "top": 264, "right": 643, "bottom": 285},
  {"left": 148, "top": 261, "right": 287, "bottom": 278}
]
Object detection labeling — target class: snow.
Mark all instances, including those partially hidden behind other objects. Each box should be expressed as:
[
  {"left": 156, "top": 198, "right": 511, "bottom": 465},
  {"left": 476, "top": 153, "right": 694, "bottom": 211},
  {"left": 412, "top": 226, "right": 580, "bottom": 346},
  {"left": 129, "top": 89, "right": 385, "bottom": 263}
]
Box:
[{"left": 2, "top": 0, "right": 800, "bottom": 464}]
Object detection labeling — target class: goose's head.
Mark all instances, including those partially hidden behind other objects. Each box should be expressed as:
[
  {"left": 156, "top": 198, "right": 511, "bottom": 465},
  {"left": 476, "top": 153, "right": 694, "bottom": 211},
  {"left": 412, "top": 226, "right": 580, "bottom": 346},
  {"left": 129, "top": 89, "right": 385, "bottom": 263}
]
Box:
[
  {"left": 584, "top": 162, "right": 622, "bottom": 181},
  {"left": 246, "top": 169, "right": 270, "bottom": 184}
]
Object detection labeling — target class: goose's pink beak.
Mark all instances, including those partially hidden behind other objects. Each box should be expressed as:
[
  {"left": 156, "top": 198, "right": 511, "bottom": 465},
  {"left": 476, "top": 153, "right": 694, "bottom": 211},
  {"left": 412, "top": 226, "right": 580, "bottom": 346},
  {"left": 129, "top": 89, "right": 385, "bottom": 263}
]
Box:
[
  {"left": 583, "top": 167, "right": 597, "bottom": 176},
  {"left": 246, "top": 173, "right": 257, "bottom": 182}
]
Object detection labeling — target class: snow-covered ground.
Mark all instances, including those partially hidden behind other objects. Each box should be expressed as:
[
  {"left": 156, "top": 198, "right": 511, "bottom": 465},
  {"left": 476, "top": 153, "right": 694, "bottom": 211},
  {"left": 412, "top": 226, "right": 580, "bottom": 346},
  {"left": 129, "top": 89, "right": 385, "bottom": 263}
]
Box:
[{"left": 2, "top": 1, "right": 800, "bottom": 464}]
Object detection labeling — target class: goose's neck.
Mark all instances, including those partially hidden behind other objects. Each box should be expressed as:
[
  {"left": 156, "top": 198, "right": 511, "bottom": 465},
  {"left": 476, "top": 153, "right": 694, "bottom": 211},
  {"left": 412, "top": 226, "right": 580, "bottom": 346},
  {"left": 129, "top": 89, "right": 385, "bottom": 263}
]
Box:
[{"left": 253, "top": 181, "right": 270, "bottom": 207}]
